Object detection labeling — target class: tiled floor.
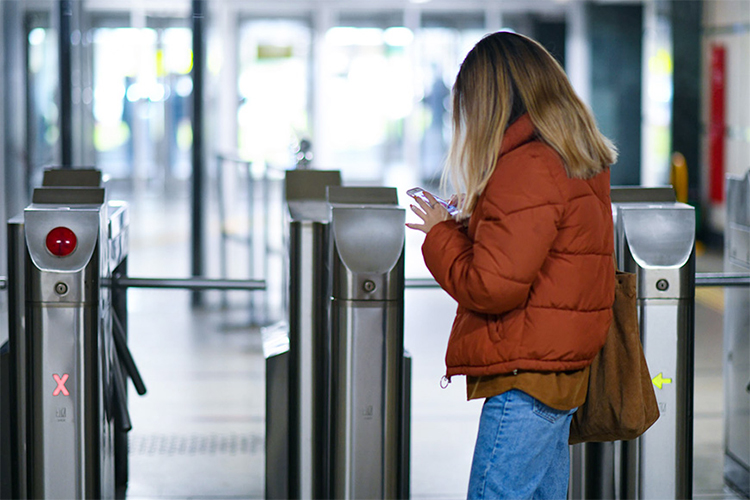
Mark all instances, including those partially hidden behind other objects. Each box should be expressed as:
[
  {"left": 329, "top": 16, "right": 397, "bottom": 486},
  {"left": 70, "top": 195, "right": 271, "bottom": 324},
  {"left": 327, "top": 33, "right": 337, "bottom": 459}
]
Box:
[{"left": 0, "top": 178, "right": 745, "bottom": 499}]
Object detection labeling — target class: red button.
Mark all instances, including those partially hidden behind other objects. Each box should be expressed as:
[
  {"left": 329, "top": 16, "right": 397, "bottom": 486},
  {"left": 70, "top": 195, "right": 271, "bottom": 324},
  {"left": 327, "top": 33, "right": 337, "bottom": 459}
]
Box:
[{"left": 46, "top": 227, "right": 77, "bottom": 257}]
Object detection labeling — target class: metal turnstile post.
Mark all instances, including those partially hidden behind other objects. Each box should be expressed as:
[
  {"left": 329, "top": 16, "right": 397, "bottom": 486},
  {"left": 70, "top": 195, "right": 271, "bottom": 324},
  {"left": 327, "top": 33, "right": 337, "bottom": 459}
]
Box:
[
  {"left": 7, "top": 214, "right": 27, "bottom": 500},
  {"left": 0, "top": 341, "right": 10, "bottom": 499},
  {"left": 570, "top": 188, "right": 695, "bottom": 500},
  {"left": 616, "top": 200, "right": 695, "bottom": 499},
  {"left": 265, "top": 169, "right": 341, "bottom": 500},
  {"left": 3, "top": 169, "right": 143, "bottom": 499},
  {"left": 23, "top": 185, "right": 114, "bottom": 499},
  {"left": 328, "top": 186, "right": 410, "bottom": 500},
  {"left": 724, "top": 172, "right": 750, "bottom": 496}
]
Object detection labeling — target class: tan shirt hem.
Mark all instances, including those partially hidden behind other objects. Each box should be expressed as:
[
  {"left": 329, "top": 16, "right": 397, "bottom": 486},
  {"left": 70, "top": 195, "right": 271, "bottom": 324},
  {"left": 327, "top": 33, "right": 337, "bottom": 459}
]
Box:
[{"left": 466, "top": 366, "right": 590, "bottom": 411}]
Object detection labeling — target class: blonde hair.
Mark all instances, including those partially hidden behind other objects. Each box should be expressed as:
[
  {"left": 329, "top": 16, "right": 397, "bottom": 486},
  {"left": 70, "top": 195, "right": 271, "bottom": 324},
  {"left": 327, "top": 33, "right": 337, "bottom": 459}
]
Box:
[{"left": 443, "top": 31, "right": 618, "bottom": 216}]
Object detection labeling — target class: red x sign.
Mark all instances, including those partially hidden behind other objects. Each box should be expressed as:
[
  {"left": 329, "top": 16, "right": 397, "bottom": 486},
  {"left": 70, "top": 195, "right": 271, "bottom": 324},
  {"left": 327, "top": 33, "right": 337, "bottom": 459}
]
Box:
[{"left": 52, "top": 373, "right": 70, "bottom": 396}]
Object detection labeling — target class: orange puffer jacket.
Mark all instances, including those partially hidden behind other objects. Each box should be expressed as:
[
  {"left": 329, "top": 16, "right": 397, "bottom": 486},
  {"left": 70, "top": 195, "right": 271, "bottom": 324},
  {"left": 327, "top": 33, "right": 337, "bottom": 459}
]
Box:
[{"left": 423, "top": 115, "right": 614, "bottom": 379}]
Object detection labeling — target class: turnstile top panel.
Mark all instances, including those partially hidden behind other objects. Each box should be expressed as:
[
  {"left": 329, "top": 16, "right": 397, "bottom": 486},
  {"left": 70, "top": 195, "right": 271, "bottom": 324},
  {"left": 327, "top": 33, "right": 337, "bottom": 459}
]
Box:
[
  {"left": 107, "top": 201, "right": 129, "bottom": 240},
  {"left": 24, "top": 205, "right": 103, "bottom": 273},
  {"left": 617, "top": 202, "right": 695, "bottom": 269},
  {"left": 42, "top": 168, "right": 102, "bottom": 188},
  {"left": 287, "top": 201, "right": 331, "bottom": 223},
  {"left": 32, "top": 187, "right": 105, "bottom": 205},
  {"left": 331, "top": 206, "right": 405, "bottom": 276},
  {"left": 285, "top": 170, "right": 342, "bottom": 222},
  {"left": 726, "top": 173, "right": 750, "bottom": 226},
  {"left": 327, "top": 186, "right": 399, "bottom": 207},
  {"left": 286, "top": 170, "right": 341, "bottom": 201},
  {"left": 611, "top": 186, "right": 676, "bottom": 203}
]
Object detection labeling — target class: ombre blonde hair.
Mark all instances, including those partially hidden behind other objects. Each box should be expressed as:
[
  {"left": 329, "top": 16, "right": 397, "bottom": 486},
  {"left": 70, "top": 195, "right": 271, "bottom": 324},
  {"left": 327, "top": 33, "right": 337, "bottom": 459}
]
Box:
[{"left": 443, "top": 31, "right": 618, "bottom": 216}]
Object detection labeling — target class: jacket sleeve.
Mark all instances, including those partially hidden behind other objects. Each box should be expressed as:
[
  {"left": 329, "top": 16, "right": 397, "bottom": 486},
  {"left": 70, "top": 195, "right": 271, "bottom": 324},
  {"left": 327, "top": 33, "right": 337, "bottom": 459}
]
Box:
[{"left": 422, "top": 152, "right": 565, "bottom": 314}]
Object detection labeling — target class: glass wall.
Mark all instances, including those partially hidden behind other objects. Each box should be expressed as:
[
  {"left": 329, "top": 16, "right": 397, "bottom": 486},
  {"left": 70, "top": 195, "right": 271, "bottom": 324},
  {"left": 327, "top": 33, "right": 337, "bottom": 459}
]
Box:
[
  {"left": 315, "top": 14, "right": 483, "bottom": 185},
  {"left": 237, "top": 18, "right": 312, "bottom": 169},
  {"left": 91, "top": 22, "right": 193, "bottom": 183},
  {"left": 26, "top": 14, "right": 58, "bottom": 189},
  {"left": 26, "top": 4, "right": 656, "bottom": 194},
  {"left": 319, "top": 24, "right": 414, "bottom": 181},
  {"left": 230, "top": 12, "right": 486, "bottom": 185}
]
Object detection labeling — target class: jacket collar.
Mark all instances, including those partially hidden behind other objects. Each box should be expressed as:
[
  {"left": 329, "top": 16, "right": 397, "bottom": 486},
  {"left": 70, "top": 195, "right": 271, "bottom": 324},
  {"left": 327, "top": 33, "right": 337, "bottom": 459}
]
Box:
[{"left": 500, "top": 113, "right": 536, "bottom": 156}]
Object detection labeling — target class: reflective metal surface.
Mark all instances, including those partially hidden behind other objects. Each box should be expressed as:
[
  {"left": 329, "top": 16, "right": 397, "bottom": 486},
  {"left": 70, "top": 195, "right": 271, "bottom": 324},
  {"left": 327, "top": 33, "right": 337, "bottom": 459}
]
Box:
[
  {"left": 618, "top": 202, "right": 695, "bottom": 500},
  {"left": 331, "top": 207, "right": 405, "bottom": 302},
  {"left": 328, "top": 187, "right": 409, "bottom": 500},
  {"left": 5, "top": 172, "right": 136, "bottom": 499},
  {"left": 8, "top": 214, "right": 28, "bottom": 499},
  {"left": 724, "top": 173, "right": 750, "bottom": 496},
  {"left": 266, "top": 169, "right": 341, "bottom": 500},
  {"left": 572, "top": 198, "right": 695, "bottom": 500},
  {"left": 24, "top": 201, "right": 115, "bottom": 499},
  {"left": 0, "top": 341, "right": 10, "bottom": 499},
  {"left": 110, "top": 276, "right": 266, "bottom": 291},
  {"left": 285, "top": 169, "right": 341, "bottom": 222}
]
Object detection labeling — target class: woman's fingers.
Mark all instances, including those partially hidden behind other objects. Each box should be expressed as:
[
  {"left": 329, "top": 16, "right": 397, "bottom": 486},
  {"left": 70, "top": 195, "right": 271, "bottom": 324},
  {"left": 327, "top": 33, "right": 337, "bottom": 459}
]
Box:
[
  {"left": 412, "top": 195, "right": 431, "bottom": 211},
  {"left": 422, "top": 192, "right": 450, "bottom": 220},
  {"left": 410, "top": 203, "right": 426, "bottom": 218},
  {"left": 408, "top": 191, "right": 453, "bottom": 234}
]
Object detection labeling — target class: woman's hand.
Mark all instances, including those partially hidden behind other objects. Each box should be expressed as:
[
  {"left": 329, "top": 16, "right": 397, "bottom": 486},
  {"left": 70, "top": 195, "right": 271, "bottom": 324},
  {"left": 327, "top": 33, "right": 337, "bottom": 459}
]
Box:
[{"left": 406, "top": 191, "right": 453, "bottom": 234}]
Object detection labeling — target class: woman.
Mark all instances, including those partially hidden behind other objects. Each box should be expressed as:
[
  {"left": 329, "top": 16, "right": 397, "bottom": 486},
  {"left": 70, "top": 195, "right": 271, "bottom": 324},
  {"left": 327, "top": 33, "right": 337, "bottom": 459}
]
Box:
[{"left": 406, "top": 32, "right": 617, "bottom": 499}]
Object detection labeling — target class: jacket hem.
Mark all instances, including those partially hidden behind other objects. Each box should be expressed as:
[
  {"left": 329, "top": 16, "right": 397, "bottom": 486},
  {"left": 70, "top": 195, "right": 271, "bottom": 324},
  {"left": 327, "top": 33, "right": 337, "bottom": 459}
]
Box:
[{"left": 446, "top": 358, "right": 595, "bottom": 378}]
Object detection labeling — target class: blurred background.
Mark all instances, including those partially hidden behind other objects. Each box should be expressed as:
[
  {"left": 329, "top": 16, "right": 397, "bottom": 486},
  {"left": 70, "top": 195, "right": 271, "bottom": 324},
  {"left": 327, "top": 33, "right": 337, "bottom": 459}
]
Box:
[{"left": 0, "top": 0, "right": 718, "bottom": 220}]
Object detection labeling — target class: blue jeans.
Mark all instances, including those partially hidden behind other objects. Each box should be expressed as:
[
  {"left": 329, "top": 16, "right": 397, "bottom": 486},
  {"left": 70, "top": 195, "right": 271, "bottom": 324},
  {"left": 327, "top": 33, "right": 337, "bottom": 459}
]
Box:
[{"left": 467, "top": 389, "right": 576, "bottom": 500}]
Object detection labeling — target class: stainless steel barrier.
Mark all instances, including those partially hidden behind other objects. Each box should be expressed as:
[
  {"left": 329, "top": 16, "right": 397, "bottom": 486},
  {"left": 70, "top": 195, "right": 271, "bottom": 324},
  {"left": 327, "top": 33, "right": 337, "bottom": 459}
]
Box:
[
  {"left": 328, "top": 186, "right": 410, "bottom": 500},
  {"left": 616, "top": 200, "right": 695, "bottom": 500},
  {"left": 265, "top": 169, "right": 341, "bottom": 500},
  {"left": 3, "top": 168, "right": 145, "bottom": 499},
  {"left": 570, "top": 187, "right": 695, "bottom": 500},
  {"left": 0, "top": 341, "right": 10, "bottom": 499},
  {"left": 1, "top": 169, "right": 268, "bottom": 500},
  {"left": 724, "top": 172, "right": 750, "bottom": 497},
  {"left": 266, "top": 181, "right": 411, "bottom": 499}
]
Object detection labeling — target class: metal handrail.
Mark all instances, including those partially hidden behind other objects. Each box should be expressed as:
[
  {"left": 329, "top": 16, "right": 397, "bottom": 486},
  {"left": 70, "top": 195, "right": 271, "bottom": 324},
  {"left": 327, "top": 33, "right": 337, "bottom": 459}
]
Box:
[
  {"left": 3, "top": 273, "right": 749, "bottom": 292},
  {"left": 695, "top": 272, "right": 750, "bottom": 287},
  {"left": 404, "top": 273, "right": 750, "bottom": 289},
  {"left": 404, "top": 278, "right": 439, "bottom": 288},
  {"left": 107, "top": 276, "right": 266, "bottom": 291}
]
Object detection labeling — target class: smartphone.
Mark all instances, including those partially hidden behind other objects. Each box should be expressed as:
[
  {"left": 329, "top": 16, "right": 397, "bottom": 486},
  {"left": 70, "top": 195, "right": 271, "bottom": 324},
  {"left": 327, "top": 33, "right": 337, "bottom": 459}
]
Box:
[{"left": 407, "top": 187, "right": 459, "bottom": 216}]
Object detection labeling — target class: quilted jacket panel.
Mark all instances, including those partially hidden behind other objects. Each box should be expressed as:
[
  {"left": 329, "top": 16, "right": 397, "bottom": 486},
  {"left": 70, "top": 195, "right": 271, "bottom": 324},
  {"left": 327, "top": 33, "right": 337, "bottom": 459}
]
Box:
[{"left": 422, "top": 114, "right": 614, "bottom": 378}]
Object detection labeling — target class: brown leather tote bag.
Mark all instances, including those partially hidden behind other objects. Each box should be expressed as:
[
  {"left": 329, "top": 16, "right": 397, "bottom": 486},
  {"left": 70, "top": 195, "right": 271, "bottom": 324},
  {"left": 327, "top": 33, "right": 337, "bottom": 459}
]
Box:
[{"left": 568, "top": 270, "right": 660, "bottom": 444}]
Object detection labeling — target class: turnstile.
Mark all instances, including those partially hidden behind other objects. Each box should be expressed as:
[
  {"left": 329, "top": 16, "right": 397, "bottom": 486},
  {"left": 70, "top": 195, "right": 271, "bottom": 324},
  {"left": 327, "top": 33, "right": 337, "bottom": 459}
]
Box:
[
  {"left": 2, "top": 168, "right": 145, "bottom": 499},
  {"left": 265, "top": 169, "right": 341, "bottom": 500},
  {"left": 0, "top": 341, "right": 10, "bottom": 499},
  {"left": 328, "top": 186, "right": 410, "bottom": 500},
  {"left": 571, "top": 187, "right": 695, "bottom": 500},
  {"left": 266, "top": 180, "right": 411, "bottom": 500},
  {"left": 725, "top": 172, "right": 750, "bottom": 496}
]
